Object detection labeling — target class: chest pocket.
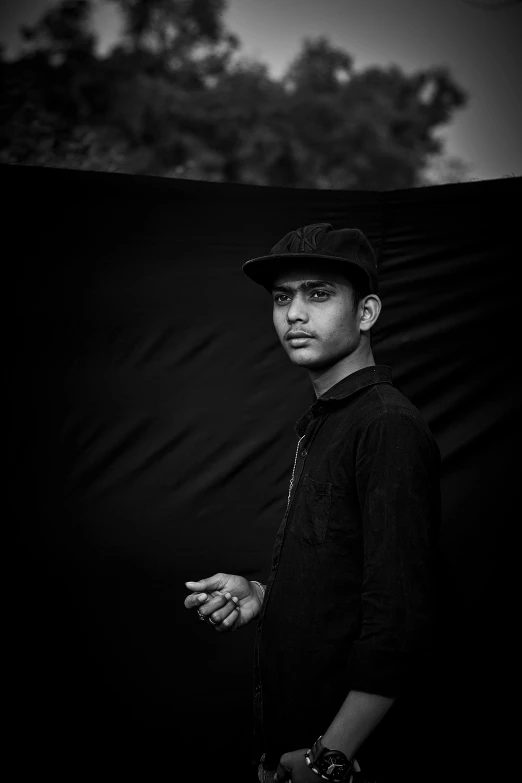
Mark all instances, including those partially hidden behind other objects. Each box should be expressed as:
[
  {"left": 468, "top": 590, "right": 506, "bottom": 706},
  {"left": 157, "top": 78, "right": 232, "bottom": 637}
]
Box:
[{"left": 290, "top": 474, "right": 332, "bottom": 546}]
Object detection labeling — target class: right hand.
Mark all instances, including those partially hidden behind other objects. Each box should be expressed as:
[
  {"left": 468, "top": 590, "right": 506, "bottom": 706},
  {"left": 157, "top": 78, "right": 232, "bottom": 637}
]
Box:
[{"left": 184, "top": 573, "right": 263, "bottom": 632}]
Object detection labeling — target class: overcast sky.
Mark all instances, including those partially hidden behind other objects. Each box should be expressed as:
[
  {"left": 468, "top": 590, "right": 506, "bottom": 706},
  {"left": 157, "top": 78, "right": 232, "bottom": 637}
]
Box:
[{"left": 1, "top": 0, "right": 521, "bottom": 181}]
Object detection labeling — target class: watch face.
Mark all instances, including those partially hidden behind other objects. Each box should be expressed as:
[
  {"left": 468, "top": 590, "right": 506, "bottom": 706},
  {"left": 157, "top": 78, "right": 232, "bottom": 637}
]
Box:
[{"left": 319, "top": 750, "right": 352, "bottom": 780}]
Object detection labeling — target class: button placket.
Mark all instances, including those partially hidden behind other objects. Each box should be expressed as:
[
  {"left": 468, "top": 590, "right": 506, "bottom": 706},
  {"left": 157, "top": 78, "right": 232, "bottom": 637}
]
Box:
[
  {"left": 253, "top": 413, "right": 327, "bottom": 755},
  {"left": 286, "top": 434, "right": 306, "bottom": 509}
]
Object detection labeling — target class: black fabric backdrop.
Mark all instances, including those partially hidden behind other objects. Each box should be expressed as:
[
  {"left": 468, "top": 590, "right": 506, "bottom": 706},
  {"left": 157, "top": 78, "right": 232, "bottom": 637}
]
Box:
[{"left": 6, "top": 164, "right": 518, "bottom": 780}]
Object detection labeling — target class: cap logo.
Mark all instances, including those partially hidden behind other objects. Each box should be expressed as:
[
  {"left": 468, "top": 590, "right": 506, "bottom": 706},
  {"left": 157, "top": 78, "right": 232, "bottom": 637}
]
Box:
[{"left": 285, "top": 224, "right": 325, "bottom": 254}]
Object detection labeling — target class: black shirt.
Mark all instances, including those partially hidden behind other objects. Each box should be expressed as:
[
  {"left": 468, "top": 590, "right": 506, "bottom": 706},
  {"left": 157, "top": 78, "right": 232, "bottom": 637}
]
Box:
[{"left": 253, "top": 366, "right": 441, "bottom": 778}]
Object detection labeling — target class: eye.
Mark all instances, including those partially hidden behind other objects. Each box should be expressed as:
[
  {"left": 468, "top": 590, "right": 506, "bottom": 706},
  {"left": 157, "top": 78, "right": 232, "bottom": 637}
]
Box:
[{"left": 273, "top": 290, "right": 331, "bottom": 304}]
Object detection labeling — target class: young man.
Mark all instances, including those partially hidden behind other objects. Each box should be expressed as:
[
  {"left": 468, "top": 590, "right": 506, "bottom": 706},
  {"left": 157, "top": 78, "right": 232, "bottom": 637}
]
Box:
[{"left": 184, "top": 224, "right": 441, "bottom": 783}]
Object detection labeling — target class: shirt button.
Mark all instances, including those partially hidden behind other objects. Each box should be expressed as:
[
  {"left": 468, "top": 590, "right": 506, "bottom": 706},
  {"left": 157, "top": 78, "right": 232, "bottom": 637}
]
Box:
[{"left": 301, "top": 449, "right": 307, "bottom": 458}]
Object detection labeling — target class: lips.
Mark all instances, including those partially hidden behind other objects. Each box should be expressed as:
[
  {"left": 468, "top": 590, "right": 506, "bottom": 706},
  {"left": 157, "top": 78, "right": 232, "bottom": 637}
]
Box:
[{"left": 286, "top": 332, "right": 314, "bottom": 340}]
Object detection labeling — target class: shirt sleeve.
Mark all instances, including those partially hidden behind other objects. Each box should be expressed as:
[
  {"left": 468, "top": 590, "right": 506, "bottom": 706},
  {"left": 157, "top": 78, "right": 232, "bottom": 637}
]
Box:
[{"left": 347, "top": 408, "right": 441, "bottom": 698}]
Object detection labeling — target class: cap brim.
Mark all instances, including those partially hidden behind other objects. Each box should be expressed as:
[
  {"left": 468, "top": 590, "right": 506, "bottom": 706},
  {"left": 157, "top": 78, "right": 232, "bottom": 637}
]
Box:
[{"left": 242, "top": 253, "right": 376, "bottom": 292}]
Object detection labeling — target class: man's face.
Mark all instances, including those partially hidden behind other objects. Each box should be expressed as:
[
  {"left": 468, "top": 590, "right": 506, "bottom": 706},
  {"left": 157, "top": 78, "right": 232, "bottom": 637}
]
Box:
[{"left": 271, "top": 264, "right": 367, "bottom": 370}]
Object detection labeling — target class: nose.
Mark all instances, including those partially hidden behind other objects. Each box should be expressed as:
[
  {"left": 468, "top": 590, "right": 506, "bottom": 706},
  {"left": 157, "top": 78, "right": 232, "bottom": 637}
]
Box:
[{"left": 286, "top": 293, "right": 309, "bottom": 324}]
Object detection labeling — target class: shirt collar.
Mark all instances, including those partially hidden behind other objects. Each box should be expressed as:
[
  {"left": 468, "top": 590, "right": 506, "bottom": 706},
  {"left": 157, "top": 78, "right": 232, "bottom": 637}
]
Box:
[{"left": 294, "top": 365, "right": 393, "bottom": 437}]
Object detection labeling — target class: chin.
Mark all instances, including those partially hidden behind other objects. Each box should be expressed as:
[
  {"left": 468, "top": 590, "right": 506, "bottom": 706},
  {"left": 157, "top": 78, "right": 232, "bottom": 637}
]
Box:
[{"left": 288, "top": 349, "right": 332, "bottom": 369}]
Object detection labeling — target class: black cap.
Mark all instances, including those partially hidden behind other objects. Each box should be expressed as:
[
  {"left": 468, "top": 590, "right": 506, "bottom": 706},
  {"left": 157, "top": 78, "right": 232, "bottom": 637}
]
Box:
[{"left": 242, "top": 223, "right": 378, "bottom": 293}]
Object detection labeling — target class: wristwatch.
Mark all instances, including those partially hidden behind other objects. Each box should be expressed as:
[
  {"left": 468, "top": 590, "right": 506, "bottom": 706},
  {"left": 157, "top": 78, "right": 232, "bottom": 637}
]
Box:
[{"left": 305, "top": 736, "right": 361, "bottom": 782}]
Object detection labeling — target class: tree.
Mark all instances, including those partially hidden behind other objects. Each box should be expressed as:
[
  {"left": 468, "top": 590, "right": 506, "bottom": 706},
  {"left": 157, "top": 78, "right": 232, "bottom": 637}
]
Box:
[
  {"left": 0, "top": 0, "right": 468, "bottom": 188},
  {"left": 272, "top": 38, "right": 468, "bottom": 189},
  {"left": 0, "top": 1, "right": 107, "bottom": 169},
  {"left": 18, "top": 0, "right": 96, "bottom": 63},
  {"left": 108, "top": 0, "right": 239, "bottom": 65}
]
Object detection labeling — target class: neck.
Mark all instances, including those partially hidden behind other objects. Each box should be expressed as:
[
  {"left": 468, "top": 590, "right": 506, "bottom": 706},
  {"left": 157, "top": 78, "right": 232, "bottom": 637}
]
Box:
[{"left": 309, "top": 344, "right": 376, "bottom": 398}]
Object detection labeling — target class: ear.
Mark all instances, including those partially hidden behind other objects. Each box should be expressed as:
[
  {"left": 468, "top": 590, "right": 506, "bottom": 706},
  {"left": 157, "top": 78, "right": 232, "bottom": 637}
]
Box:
[{"left": 360, "top": 294, "right": 381, "bottom": 332}]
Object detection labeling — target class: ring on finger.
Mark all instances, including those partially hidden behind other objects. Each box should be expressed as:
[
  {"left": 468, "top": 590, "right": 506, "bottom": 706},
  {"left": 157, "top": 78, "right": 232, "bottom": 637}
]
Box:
[
  {"left": 207, "top": 616, "right": 217, "bottom": 625},
  {"left": 197, "top": 610, "right": 206, "bottom": 622}
]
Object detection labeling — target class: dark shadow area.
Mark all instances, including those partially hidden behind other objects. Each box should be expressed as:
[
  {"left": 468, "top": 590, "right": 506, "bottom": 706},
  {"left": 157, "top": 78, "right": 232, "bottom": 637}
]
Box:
[{"left": 6, "top": 164, "right": 518, "bottom": 780}]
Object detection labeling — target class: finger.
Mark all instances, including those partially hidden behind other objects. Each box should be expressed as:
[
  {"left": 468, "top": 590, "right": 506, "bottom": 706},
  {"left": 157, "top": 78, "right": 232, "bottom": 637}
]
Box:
[
  {"left": 194, "top": 593, "right": 235, "bottom": 620},
  {"left": 184, "top": 590, "right": 221, "bottom": 609},
  {"left": 185, "top": 587, "right": 228, "bottom": 610},
  {"left": 185, "top": 580, "right": 211, "bottom": 591},
  {"left": 185, "top": 574, "right": 225, "bottom": 594},
  {"left": 208, "top": 597, "right": 239, "bottom": 624},
  {"left": 184, "top": 591, "right": 208, "bottom": 609},
  {"left": 197, "top": 592, "right": 230, "bottom": 616},
  {"left": 215, "top": 607, "right": 239, "bottom": 632}
]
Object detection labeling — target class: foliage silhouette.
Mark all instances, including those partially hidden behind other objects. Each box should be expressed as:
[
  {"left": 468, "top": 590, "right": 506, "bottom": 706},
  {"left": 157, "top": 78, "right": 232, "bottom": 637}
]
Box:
[{"left": 0, "top": 0, "right": 468, "bottom": 188}]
